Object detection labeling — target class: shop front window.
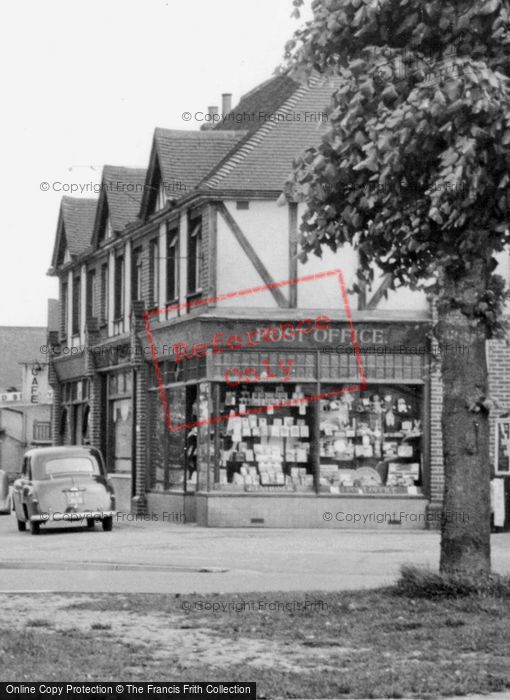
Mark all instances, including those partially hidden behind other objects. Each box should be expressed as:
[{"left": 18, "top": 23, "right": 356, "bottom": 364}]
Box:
[
  {"left": 318, "top": 384, "right": 423, "bottom": 494},
  {"left": 82, "top": 404, "right": 90, "bottom": 444},
  {"left": 148, "top": 385, "right": 186, "bottom": 491},
  {"left": 61, "top": 380, "right": 90, "bottom": 446},
  {"left": 212, "top": 351, "right": 316, "bottom": 382},
  {"left": 215, "top": 382, "right": 314, "bottom": 492},
  {"left": 111, "top": 399, "right": 132, "bottom": 473},
  {"left": 59, "top": 407, "right": 68, "bottom": 441},
  {"left": 107, "top": 369, "right": 133, "bottom": 474}
]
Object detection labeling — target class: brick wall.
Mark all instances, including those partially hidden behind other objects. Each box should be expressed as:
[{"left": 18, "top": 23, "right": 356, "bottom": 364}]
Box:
[
  {"left": 427, "top": 335, "right": 510, "bottom": 519},
  {"left": 48, "top": 330, "right": 63, "bottom": 446},
  {"left": 49, "top": 379, "right": 63, "bottom": 446},
  {"left": 487, "top": 337, "right": 510, "bottom": 466},
  {"left": 131, "top": 299, "right": 148, "bottom": 514},
  {"left": 429, "top": 358, "right": 444, "bottom": 505}
]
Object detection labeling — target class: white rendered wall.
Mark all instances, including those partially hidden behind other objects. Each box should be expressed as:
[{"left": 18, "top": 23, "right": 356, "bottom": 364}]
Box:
[{"left": 216, "top": 200, "right": 289, "bottom": 308}]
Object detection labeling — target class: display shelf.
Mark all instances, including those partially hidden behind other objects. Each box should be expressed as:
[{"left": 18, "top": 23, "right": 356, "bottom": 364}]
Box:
[
  {"left": 318, "top": 385, "right": 423, "bottom": 490},
  {"left": 217, "top": 383, "right": 314, "bottom": 491}
]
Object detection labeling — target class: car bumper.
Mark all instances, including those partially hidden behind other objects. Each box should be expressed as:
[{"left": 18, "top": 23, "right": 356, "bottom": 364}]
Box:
[{"left": 30, "top": 510, "right": 117, "bottom": 523}]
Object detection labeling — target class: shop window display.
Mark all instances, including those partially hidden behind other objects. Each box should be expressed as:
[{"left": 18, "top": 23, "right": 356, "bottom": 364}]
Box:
[
  {"left": 148, "top": 386, "right": 186, "bottom": 491},
  {"left": 319, "top": 384, "right": 423, "bottom": 494},
  {"left": 216, "top": 383, "right": 314, "bottom": 492}
]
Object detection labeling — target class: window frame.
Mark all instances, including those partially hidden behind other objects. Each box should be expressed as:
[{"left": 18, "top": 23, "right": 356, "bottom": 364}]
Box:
[
  {"left": 149, "top": 238, "right": 160, "bottom": 307},
  {"left": 61, "top": 280, "right": 68, "bottom": 340},
  {"left": 86, "top": 269, "right": 96, "bottom": 320},
  {"left": 72, "top": 274, "right": 81, "bottom": 337},
  {"left": 187, "top": 218, "right": 202, "bottom": 295},
  {"left": 131, "top": 247, "right": 143, "bottom": 302},
  {"left": 114, "top": 254, "right": 125, "bottom": 321},
  {"left": 100, "top": 262, "right": 109, "bottom": 326},
  {"left": 166, "top": 226, "right": 179, "bottom": 303}
]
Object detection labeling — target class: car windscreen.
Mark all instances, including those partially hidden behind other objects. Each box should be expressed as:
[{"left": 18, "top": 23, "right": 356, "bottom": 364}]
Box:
[{"left": 34, "top": 457, "right": 100, "bottom": 480}]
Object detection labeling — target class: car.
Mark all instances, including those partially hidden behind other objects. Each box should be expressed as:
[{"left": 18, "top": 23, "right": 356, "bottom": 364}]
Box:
[
  {"left": 12, "top": 446, "right": 116, "bottom": 535},
  {"left": 0, "top": 469, "right": 11, "bottom": 514}
]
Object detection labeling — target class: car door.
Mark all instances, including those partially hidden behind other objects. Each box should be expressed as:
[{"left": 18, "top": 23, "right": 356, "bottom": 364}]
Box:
[{"left": 12, "top": 456, "right": 30, "bottom": 520}]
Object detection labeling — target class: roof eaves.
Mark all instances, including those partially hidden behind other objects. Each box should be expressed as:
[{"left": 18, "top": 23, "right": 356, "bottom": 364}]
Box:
[
  {"left": 50, "top": 207, "right": 66, "bottom": 270},
  {"left": 139, "top": 139, "right": 162, "bottom": 222}
]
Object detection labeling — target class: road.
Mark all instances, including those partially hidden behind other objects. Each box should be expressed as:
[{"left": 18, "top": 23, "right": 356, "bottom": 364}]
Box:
[{"left": 1, "top": 513, "right": 510, "bottom": 594}]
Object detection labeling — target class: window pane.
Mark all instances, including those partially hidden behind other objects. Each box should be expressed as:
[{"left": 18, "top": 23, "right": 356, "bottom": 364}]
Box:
[
  {"left": 41, "top": 457, "right": 99, "bottom": 479},
  {"left": 187, "top": 219, "right": 201, "bottom": 293},
  {"left": 86, "top": 270, "right": 96, "bottom": 320},
  {"left": 150, "top": 239, "right": 159, "bottom": 305},
  {"left": 114, "top": 256, "right": 124, "bottom": 319},
  {"left": 72, "top": 276, "right": 81, "bottom": 335},
  {"left": 167, "top": 229, "right": 178, "bottom": 301},
  {"left": 101, "top": 264, "right": 108, "bottom": 323},
  {"left": 131, "top": 248, "right": 142, "bottom": 302}
]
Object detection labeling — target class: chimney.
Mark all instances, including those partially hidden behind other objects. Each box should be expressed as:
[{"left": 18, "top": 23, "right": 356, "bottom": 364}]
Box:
[
  {"left": 200, "top": 105, "right": 219, "bottom": 131},
  {"left": 222, "top": 93, "right": 232, "bottom": 115}
]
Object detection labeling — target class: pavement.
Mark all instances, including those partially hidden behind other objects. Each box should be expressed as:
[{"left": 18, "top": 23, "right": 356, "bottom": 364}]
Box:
[
  {"left": 3, "top": 515, "right": 510, "bottom": 699},
  {"left": 1, "top": 512, "right": 510, "bottom": 594}
]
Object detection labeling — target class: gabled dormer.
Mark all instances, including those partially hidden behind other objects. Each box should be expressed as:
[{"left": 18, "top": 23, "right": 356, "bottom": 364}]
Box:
[
  {"left": 142, "top": 151, "right": 165, "bottom": 218},
  {"left": 139, "top": 128, "right": 245, "bottom": 222},
  {"left": 50, "top": 197, "right": 97, "bottom": 271},
  {"left": 53, "top": 214, "right": 69, "bottom": 269},
  {"left": 94, "top": 191, "right": 113, "bottom": 247},
  {"left": 91, "top": 165, "right": 147, "bottom": 248}
]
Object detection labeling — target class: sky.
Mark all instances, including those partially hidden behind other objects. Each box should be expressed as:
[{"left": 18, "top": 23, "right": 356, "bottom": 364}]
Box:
[{"left": 0, "top": 0, "right": 311, "bottom": 326}]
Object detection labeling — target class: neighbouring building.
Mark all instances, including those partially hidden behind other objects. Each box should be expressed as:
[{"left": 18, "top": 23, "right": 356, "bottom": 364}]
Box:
[
  {"left": 47, "top": 75, "right": 510, "bottom": 528},
  {"left": 0, "top": 305, "right": 57, "bottom": 475}
]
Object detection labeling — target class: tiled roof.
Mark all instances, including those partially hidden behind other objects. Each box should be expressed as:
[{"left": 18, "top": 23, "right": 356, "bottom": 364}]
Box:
[
  {"left": 102, "top": 165, "right": 147, "bottom": 232},
  {"left": 201, "top": 76, "right": 335, "bottom": 192},
  {"left": 213, "top": 75, "right": 300, "bottom": 134},
  {"left": 153, "top": 129, "right": 245, "bottom": 193},
  {"left": 0, "top": 327, "right": 47, "bottom": 391},
  {"left": 61, "top": 197, "right": 97, "bottom": 256}
]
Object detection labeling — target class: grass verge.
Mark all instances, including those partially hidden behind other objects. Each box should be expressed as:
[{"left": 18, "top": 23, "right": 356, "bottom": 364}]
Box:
[{"left": 2, "top": 580, "right": 510, "bottom": 698}]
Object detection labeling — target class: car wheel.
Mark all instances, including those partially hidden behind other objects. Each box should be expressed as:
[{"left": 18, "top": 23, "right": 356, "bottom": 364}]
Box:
[
  {"left": 102, "top": 516, "right": 113, "bottom": 532},
  {"left": 87, "top": 518, "right": 95, "bottom": 528},
  {"left": 30, "top": 520, "right": 40, "bottom": 535},
  {"left": 17, "top": 518, "right": 26, "bottom": 532}
]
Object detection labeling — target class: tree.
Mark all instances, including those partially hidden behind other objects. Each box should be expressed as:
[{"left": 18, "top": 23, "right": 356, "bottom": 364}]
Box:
[{"left": 282, "top": 0, "right": 510, "bottom": 574}]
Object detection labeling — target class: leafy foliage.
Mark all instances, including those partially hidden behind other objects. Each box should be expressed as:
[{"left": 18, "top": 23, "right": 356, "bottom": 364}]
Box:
[{"left": 282, "top": 0, "right": 510, "bottom": 333}]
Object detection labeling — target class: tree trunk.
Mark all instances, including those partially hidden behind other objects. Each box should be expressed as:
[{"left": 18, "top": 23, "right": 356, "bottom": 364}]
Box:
[{"left": 437, "top": 261, "right": 491, "bottom": 575}]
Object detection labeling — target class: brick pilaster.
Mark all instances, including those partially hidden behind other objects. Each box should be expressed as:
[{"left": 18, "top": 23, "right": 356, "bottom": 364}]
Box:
[
  {"left": 426, "top": 300, "right": 444, "bottom": 528},
  {"left": 131, "top": 299, "right": 148, "bottom": 514},
  {"left": 84, "top": 318, "right": 102, "bottom": 453},
  {"left": 48, "top": 330, "right": 63, "bottom": 446}
]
